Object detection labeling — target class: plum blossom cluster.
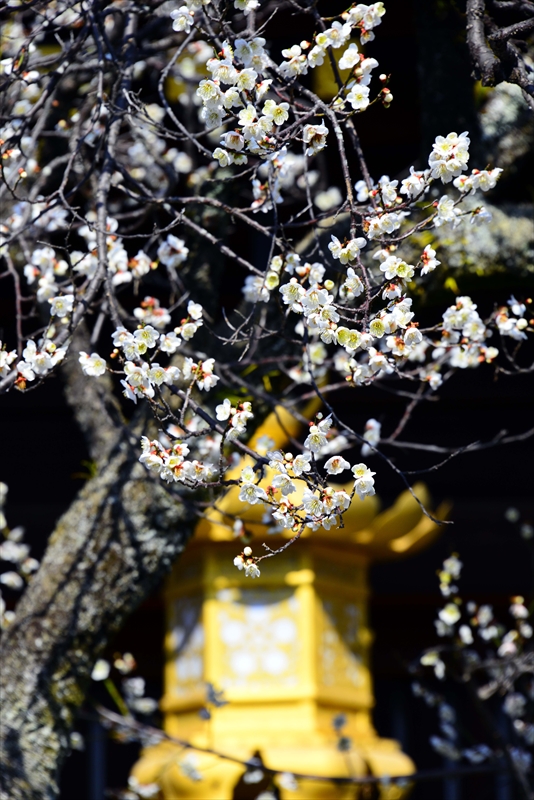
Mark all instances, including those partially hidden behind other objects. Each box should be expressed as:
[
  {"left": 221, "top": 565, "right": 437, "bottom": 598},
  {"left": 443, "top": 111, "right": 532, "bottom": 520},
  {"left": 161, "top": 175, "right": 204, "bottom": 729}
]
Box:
[
  {"left": 233, "top": 545, "right": 261, "bottom": 578},
  {"left": 15, "top": 338, "right": 67, "bottom": 388},
  {"left": 281, "top": 3, "right": 385, "bottom": 78},
  {"left": 231, "top": 415, "right": 376, "bottom": 577},
  {"left": 0, "top": 0, "right": 531, "bottom": 600},
  {"left": 195, "top": 2, "right": 386, "bottom": 177},
  {"left": 417, "top": 553, "right": 534, "bottom": 771},
  {"left": 78, "top": 296, "right": 210, "bottom": 403},
  {"left": 140, "top": 436, "right": 218, "bottom": 486},
  {"left": 215, "top": 398, "right": 254, "bottom": 439},
  {"left": 495, "top": 295, "right": 532, "bottom": 341},
  {"left": 74, "top": 216, "right": 158, "bottom": 286}
]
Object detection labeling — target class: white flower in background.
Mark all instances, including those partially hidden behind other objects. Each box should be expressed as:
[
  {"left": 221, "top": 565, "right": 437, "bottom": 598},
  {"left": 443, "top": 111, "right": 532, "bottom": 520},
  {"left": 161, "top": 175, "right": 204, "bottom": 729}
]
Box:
[
  {"left": 128, "top": 776, "right": 160, "bottom": 798},
  {"left": 361, "top": 418, "right": 380, "bottom": 456},
  {"left": 157, "top": 234, "right": 189, "bottom": 267},
  {"left": 134, "top": 297, "right": 171, "bottom": 330},
  {"left": 129, "top": 250, "right": 153, "bottom": 279},
  {"left": 243, "top": 275, "right": 270, "bottom": 303},
  {"left": 431, "top": 737, "right": 460, "bottom": 760},
  {"left": 234, "top": 0, "right": 259, "bottom": 16},
  {"left": 91, "top": 659, "right": 110, "bottom": 681},
  {"left": 463, "top": 745, "right": 493, "bottom": 764},
  {"left": 315, "top": 187, "right": 342, "bottom": 211},
  {"left": 459, "top": 625, "right": 473, "bottom": 644},
  {"left": 278, "top": 773, "right": 298, "bottom": 792},
  {"left": 0, "top": 571, "right": 24, "bottom": 589},
  {"left": 439, "top": 603, "right": 461, "bottom": 626},
  {"left": 503, "top": 693, "right": 527, "bottom": 719},
  {"left": 421, "top": 650, "right": 446, "bottom": 680}
]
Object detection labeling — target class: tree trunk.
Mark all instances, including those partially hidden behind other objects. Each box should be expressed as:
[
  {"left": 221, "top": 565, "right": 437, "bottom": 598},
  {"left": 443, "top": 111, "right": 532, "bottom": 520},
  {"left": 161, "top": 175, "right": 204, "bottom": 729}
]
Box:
[
  {"left": 0, "top": 440, "right": 194, "bottom": 800},
  {"left": 0, "top": 331, "right": 196, "bottom": 799}
]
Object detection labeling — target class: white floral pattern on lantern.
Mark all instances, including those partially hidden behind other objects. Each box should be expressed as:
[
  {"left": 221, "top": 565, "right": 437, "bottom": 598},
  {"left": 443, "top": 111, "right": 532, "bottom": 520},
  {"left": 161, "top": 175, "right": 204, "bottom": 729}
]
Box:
[{"left": 217, "top": 589, "right": 300, "bottom": 689}]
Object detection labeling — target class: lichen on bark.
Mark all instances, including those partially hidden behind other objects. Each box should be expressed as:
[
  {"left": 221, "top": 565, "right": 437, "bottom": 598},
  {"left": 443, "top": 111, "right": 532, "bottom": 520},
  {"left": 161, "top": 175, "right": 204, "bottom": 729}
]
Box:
[{"left": 0, "top": 353, "right": 196, "bottom": 800}]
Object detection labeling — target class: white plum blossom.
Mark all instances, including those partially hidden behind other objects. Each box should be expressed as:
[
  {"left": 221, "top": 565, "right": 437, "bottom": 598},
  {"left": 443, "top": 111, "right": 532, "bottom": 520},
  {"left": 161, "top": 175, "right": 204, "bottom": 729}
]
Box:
[
  {"left": 157, "top": 235, "right": 189, "bottom": 267},
  {"left": 439, "top": 603, "right": 461, "bottom": 626},
  {"left": 340, "top": 267, "right": 364, "bottom": 300},
  {"left": 324, "top": 455, "right": 350, "bottom": 475},
  {"left": 328, "top": 235, "right": 367, "bottom": 264},
  {"left": 339, "top": 43, "right": 360, "bottom": 71},
  {"left": 171, "top": 6, "right": 195, "bottom": 33},
  {"left": 243, "top": 275, "right": 270, "bottom": 303},
  {"left": 434, "top": 195, "right": 461, "bottom": 228},
  {"left": 48, "top": 294, "right": 74, "bottom": 317},
  {"left": 78, "top": 352, "right": 107, "bottom": 377},
  {"left": 420, "top": 244, "right": 440, "bottom": 275},
  {"left": 91, "top": 659, "right": 110, "bottom": 681},
  {"left": 428, "top": 131, "right": 470, "bottom": 183},
  {"left": 346, "top": 84, "right": 370, "bottom": 111},
  {"left": 365, "top": 211, "right": 404, "bottom": 239},
  {"left": 361, "top": 418, "right": 381, "bottom": 456},
  {"left": 279, "top": 45, "right": 308, "bottom": 78},
  {"left": 303, "top": 124, "right": 328, "bottom": 156},
  {"left": 17, "top": 339, "right": 66, "bottom": 382},
  {"left": 182, "top": 358, "right": 219, "bottom": 391},
  {"left": 400, "top": 167, "right": 429, "bottom": 199},
  {"left": 351, "top": 463, "right": 376, "bottom": 499},
  {"left": 0, "top": 346, "right": 17, "bottom": 378}
]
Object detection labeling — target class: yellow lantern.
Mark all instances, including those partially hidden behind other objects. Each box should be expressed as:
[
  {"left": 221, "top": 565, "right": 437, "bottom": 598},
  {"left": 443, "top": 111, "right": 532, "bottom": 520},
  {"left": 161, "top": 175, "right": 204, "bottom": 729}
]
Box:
[{"left": 133, "top": 406, "right": 448, "bottom": 799}]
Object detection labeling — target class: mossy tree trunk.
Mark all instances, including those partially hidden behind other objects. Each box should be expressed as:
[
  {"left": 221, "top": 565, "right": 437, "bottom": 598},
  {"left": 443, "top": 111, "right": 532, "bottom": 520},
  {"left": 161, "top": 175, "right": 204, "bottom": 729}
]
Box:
[{"left": 0, "top": 329, "right": 195, "bottom": 800}]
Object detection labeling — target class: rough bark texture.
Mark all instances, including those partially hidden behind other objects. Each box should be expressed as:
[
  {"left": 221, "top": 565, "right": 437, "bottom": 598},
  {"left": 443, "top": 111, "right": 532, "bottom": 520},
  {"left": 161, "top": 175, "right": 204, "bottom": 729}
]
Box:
[
  {"left": 0, "top": 341, "right": 196, "bottom": 800},
  {"left": 0, "top": 442, "right": 194, "bottom": 800}
]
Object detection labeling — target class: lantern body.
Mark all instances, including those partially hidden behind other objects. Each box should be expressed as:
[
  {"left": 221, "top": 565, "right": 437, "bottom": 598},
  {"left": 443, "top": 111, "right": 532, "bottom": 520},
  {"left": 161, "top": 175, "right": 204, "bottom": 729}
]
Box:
[{"left": 133, "top": 410, "right": 447, "bottom": 799}]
